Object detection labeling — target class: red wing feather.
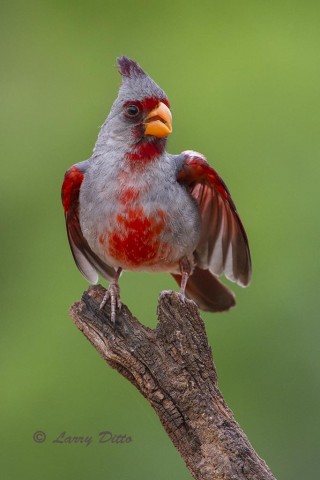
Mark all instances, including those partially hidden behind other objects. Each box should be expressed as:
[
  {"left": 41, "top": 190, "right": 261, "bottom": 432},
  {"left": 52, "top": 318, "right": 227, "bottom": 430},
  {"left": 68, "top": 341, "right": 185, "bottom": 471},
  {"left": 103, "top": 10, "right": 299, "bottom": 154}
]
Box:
[
  {"left": 177, "top": 151, "right": 252, "bottom": 287},
  {"left": 62, "top": 162, "right": 115, "bottom": 283}
]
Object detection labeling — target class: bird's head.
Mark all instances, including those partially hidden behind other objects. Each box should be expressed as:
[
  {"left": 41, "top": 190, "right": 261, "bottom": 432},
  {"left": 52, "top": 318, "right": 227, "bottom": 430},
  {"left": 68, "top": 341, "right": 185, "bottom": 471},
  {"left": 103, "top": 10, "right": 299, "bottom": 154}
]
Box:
[{"left": 94, "top": 57, "right": 172, "bottom": 161}]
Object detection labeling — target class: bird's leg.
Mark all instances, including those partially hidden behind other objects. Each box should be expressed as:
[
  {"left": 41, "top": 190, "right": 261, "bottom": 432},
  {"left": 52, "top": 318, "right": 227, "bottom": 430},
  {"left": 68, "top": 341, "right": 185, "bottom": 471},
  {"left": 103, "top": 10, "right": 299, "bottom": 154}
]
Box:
[
  {"left": 179, "top": 257, "right": 191, "bottom": 296},
  {"left": 100, "top": 268, "right": 122, "bottom": 325}
]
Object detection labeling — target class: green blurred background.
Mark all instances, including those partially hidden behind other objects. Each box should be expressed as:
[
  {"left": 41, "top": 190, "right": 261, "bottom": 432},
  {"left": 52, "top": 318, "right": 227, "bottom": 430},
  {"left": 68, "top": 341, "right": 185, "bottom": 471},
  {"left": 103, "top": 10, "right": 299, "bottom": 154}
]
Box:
[{"left": 1, "top": 0, "right": 319, "bottom": 478}]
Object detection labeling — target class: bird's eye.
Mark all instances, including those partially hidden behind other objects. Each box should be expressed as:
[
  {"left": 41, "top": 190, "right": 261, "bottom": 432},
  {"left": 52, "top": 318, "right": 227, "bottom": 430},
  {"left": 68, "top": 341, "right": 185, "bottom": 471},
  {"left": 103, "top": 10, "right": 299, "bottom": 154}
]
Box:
[{"left": 126, "top": 105, "right": 140, "bottom": 117}]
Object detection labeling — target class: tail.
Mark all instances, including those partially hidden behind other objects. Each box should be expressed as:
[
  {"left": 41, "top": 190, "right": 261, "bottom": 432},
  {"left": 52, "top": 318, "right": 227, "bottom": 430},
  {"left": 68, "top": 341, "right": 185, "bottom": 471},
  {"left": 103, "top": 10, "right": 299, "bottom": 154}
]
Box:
[{"left": 171, "top": 266, "right": 236, "bottom": 312}]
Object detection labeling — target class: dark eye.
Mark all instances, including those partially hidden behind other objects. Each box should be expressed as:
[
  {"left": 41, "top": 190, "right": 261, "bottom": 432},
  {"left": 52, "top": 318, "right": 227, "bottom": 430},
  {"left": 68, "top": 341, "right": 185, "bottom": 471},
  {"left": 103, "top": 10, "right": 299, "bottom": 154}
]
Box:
[{"left": 126, "top": 105, "right": 140, "bottom": 117}]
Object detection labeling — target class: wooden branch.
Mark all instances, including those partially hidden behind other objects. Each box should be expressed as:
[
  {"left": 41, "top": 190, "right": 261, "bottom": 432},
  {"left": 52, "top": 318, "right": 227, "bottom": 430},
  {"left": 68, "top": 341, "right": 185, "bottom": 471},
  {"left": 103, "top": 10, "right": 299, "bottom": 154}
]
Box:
[{"left": 69, "top": 284, "right": 276, "bottom": 480}]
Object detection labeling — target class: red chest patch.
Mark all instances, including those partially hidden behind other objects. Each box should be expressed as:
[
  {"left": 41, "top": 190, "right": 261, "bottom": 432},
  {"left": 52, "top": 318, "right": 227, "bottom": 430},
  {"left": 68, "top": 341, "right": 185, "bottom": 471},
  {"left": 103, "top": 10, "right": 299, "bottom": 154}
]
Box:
[
  {"left": 118, "top": 187, "right": 141, "bottom": 205},
  {"left": 103, "top": 207, "right": 168, "bottom": 267}
]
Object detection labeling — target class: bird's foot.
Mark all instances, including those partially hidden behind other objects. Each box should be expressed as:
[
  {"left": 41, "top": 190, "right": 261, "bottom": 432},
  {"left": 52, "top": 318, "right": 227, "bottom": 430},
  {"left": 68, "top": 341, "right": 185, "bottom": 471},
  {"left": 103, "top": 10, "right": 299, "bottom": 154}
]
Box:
[
  {"left": 176, "top": 290, "right": 188, "bottom": 304},
  {"left": 99, "top": 283, "right": 122, "bottom": 325}
]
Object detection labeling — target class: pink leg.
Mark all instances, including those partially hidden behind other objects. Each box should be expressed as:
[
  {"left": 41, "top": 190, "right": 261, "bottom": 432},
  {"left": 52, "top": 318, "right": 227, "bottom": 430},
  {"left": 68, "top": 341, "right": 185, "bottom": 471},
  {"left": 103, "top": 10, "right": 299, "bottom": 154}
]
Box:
[
  {"left": 100, "top": 268, "right": 122, "bottom": 325},
  {"left": 179, "top": 257, "right": 191, "bottom": 296}
]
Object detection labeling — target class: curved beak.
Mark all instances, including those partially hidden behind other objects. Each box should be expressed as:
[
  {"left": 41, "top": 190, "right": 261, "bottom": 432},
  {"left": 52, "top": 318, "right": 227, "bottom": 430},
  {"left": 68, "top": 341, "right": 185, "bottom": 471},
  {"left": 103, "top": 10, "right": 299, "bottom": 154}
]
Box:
[{"left": 144, "top": 102, "right": 172, "bottom": 138}]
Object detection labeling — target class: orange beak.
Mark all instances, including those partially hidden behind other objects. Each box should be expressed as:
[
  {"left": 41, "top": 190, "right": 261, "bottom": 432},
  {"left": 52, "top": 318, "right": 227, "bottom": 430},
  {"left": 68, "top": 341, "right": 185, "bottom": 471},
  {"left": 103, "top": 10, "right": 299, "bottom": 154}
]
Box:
[{"left": 144, "top": 102, "right": 172, "bottom": 138}]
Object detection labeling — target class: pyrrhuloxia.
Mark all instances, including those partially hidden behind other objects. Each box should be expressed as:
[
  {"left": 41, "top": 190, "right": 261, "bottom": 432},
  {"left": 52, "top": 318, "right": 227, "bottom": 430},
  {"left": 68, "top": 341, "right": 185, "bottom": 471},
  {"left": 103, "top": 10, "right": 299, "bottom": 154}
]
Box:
[{"left": 62, "top": 57, "right": 251, "bottom": 322}]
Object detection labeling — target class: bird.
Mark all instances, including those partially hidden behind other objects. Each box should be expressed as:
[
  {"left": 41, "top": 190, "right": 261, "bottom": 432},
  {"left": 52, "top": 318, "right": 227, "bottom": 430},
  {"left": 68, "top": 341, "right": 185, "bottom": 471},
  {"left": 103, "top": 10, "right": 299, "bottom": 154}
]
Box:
[{"left": 62, "top": 56, "right": 252, "bottom": 323}]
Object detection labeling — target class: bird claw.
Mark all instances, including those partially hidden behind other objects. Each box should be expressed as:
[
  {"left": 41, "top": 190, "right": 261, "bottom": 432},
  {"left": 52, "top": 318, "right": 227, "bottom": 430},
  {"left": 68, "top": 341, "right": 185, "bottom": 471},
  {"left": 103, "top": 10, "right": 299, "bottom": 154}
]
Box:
[
  {"left": 99, "top": 283, "right": 122, "bottom": 325},
  {"left": 176, "top": 290, "right": 187, "bottom": 303}
]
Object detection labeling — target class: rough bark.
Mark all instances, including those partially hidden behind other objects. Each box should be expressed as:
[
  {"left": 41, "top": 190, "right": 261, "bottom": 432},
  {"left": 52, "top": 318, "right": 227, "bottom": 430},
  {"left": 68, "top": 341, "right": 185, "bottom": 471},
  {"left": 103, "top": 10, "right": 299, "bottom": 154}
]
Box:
[{"left": 69, "top": 284, "right": 276, "bottom": 480}]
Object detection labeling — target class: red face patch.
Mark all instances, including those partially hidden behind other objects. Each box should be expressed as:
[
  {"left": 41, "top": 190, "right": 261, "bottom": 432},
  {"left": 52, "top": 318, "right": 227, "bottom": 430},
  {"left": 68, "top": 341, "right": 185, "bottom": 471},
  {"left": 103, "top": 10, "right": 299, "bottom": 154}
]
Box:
[
  {"left": 141, "top": 97, "right": 170, "bottom": 111},
  {"left": 123, "top": 96, "right": 170, "bottom": 168}
]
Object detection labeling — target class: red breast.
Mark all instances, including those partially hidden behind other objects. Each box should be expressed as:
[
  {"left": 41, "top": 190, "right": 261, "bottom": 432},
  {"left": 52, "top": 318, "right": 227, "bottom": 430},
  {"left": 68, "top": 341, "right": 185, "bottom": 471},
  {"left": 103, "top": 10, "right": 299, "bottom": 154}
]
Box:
[{"left": 98, "top": 202, "right": 171, "bottom": 268}]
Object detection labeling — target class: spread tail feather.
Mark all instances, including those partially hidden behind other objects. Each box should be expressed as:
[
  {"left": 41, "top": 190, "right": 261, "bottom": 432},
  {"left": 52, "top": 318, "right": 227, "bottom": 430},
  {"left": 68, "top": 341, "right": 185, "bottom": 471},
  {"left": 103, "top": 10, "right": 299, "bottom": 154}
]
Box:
[{"left": 171, "top": 266, "right": 236, "bottom": 312}]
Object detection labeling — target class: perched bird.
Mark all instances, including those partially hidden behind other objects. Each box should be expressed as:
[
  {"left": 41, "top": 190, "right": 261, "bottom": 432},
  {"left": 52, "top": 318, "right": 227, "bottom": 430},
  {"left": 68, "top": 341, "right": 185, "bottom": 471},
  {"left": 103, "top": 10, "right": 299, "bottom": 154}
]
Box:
[{"left": 62, "top": 56, "right": 251, "bottom": 322}]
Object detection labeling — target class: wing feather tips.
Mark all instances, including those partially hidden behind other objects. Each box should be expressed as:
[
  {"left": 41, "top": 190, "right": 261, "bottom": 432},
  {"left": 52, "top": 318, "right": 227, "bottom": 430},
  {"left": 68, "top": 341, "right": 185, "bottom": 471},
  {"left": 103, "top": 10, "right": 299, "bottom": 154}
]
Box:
[
  {"left": 229, "top": 211, "right": 252, "bottom": 287},
  {"left": 214, "top": 208, "right": 252, "bottom": 288},
  {"left": 67, "top": 230, "right": 99, "bottom": 284}
]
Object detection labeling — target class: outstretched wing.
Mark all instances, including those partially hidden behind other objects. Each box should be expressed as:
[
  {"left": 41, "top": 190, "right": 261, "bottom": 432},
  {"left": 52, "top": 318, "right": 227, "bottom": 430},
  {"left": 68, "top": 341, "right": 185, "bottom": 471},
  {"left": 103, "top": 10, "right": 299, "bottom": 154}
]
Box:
[
  {"left": 177, "top": 151, "right": 252, "bottom": 287},
  {"left": 61, "top": 161, "right": 116, "bottom": 283}
]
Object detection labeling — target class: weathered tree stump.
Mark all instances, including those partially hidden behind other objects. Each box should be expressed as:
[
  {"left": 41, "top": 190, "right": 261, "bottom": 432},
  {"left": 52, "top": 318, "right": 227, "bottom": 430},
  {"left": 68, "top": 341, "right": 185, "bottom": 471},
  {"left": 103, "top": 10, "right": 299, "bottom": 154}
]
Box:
[{"left": 69, "top": 284, "right": 275, "bottom": 480}]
